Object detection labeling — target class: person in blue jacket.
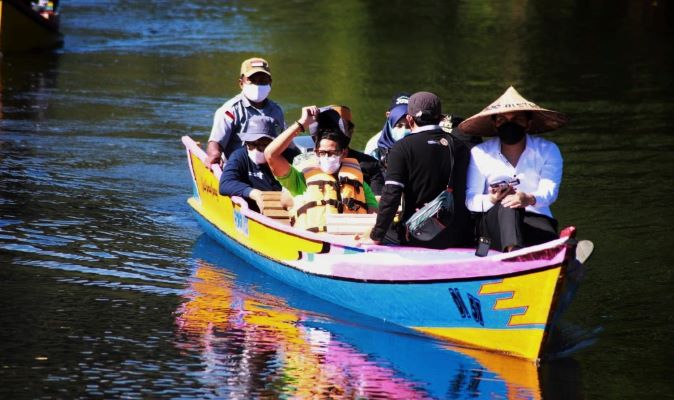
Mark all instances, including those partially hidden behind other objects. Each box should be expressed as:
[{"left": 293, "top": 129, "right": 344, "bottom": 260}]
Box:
[{"left": 219, "top": 115, "right": 299, "bottom": 212}]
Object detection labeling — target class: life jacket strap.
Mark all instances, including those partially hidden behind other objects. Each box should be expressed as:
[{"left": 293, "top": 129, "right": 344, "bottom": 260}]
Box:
[
  {"left": 307, "top": 180, "right": 339, "bottom": 192},
  {"left": 338, "top": 176, "right": 363, "bottom": 194},
  {"left": 295, "top": 199, "right": 341, "bottom": 217},
  {"left": 341, "top": 197, "right": 367, "bottom": 212}
]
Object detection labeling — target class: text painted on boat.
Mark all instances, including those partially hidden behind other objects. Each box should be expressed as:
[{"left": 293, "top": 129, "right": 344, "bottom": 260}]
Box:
[{"left": 234, "top": 210, "right": 249, "bottom": 236}]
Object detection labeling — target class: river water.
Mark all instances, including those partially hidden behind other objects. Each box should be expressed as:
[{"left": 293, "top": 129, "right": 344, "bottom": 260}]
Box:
[{"left": 1, "top": 1, "right": 672, "bottom": 399}]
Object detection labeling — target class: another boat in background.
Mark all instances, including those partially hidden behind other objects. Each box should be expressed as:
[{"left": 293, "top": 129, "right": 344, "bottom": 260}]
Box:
[{"left": 0, "top": 0, "right": 62, "bottom": 53}]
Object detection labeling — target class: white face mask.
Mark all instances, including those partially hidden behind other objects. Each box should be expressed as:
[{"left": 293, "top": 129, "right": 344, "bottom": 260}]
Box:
[
  {"left": 242, "top": 83, "right": 271, "bottom": 103},
  {"left": 318, "top": 155, "right": 341, "bottom": 174},
  {"left": 247, "top": 148, "right": 267, "bottom": 165},
  {"left": 391, "top": 126, "right": 411, "bottom": 141}
]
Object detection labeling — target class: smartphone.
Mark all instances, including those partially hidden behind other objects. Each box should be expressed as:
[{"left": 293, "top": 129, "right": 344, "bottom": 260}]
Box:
[
  {"left": 489, "top": 181, "right": 509, "bottom": 191},
  {"left": 475, "top": 236, "right": 491, "bottom": 257}
]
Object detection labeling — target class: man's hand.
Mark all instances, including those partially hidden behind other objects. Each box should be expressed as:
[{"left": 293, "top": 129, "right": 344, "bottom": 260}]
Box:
[
  {"left": 299, "top": 106, "right": 319, "bottom": 130},
  {"left": 502, "top": 191, "right": 536, "bottom": 208},
  {"left": 249, "top": 189, "right": 264, "bottom": 211},
  {"left": 205, "top": 142, "right": 223, "bottom": 169},
  {"left": 354, "top": 227, "right": 380, "bottom": 246}
]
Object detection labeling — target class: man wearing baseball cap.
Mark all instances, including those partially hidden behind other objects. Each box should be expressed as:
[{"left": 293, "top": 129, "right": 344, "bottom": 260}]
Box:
[
  {"left": 219, "top": 115, "right": 298, "bottom": 212},
  {"left": 206, "top": 57, "right": 285, "bottom": 168},
  {"left": 368, "top": 91, "right": 472, "bottom": 249}
]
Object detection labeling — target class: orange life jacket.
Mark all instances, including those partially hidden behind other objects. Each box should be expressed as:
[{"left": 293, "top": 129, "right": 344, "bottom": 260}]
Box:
[{"left": 291, "top": 157, "right": 367, "bottom": 232}]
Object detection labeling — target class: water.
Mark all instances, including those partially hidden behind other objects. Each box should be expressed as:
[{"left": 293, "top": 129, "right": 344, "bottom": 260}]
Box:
[{"left": 1, "top": 0, "right": 673, "bottom": 398}]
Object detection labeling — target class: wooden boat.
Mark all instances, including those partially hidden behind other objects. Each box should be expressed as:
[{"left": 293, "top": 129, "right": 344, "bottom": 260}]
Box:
[
  {"left": 181, "top": 135, "right": 588, "bottom": 361},
  {"left": 0, "top": 0, "right": 62, "bottom": 53}
]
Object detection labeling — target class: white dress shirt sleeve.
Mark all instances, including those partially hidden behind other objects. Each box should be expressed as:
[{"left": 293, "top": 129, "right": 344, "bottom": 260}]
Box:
[{"left": 530, "top": 140, "right": 563, "bottom": 208}]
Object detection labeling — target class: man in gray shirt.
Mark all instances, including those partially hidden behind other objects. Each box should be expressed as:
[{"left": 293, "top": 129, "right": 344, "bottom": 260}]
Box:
[{"left": 205, "top": 57, "right": 285, "bottom": 167}]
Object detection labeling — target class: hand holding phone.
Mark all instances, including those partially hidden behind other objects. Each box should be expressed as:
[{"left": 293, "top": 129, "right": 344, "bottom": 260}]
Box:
[{"left": 299, "top": 105, "right": 319, "bottom": 128}]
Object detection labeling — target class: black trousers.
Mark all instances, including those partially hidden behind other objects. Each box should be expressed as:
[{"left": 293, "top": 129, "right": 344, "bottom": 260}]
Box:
[{"left": 477, "top": 204, "right": 558, "bottom": 251}]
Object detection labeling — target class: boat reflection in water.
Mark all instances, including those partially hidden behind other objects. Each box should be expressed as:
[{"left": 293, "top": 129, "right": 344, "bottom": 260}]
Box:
[{"left": 175, "top": 235, "right": 553, "bottom": 399}]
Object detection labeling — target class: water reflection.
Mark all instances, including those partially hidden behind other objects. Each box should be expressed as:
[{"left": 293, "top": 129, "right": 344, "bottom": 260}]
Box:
[
  {"left": 178, "top": 235, "right": 564, "bottom": 399},
  {"left": 0, "top": 53, "right": 61, "bottom": 122}
]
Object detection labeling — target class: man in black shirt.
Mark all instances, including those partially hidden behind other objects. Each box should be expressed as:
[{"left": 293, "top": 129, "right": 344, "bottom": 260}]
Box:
[{"left": 368, "top": 92, "right": 472, "bottom": 249}]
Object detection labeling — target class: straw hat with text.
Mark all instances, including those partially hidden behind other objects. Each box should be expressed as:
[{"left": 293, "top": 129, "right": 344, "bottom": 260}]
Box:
[{"left": 458, "top": 86, "right": 568, "bottom": 136}]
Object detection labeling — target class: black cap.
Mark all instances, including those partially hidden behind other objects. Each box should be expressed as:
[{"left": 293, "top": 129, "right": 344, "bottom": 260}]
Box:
[
  {"left": 317, "top": 108, "right": 344, "bottom": 134},
  {"left": 389, "top": 92, "right": 410, "bottom": 111},
  {"left": 408, "top": 91, "right": 442, "bottom": 122}
]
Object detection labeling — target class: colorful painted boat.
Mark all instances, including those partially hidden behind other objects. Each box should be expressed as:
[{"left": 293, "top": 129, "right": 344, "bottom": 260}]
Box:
[
  {"left": 0, "top": 0, "right": 62, "bottom": 53},
  {"left": 182, "top": 135, "right": 586, "bottom": 361}
]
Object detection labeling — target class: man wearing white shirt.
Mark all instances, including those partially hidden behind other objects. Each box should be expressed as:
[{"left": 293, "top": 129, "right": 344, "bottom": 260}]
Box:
[{"left": 459, "top": 87, "right": 568, "bottom": 251}]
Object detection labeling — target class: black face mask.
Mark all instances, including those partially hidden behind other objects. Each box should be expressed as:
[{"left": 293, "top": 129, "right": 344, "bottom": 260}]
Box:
[{"left": 497, "top": 122, "right": 526, "bottom": 145}]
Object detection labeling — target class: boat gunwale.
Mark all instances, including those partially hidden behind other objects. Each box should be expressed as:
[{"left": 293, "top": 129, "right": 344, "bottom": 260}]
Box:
[{"left": 190, "top": 202, "right": 568, "bottom": 285}]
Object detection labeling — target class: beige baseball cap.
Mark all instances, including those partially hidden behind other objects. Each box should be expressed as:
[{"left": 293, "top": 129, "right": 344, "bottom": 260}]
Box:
[{"left": 240, "top": 57, "right": 271, "bottom": 78}]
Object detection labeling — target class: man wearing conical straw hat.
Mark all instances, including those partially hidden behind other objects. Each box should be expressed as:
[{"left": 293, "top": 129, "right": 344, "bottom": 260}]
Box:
[{"left": 459, "top": 86, "right": 567, "bottom": 252}]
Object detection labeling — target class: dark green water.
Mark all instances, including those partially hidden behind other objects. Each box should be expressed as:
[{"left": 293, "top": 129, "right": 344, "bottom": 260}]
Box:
[{"left": 1, "top": 1, "right": 673, "bottom": 398}]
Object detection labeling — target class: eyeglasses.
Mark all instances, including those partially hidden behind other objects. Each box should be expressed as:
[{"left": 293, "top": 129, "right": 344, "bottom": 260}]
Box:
[
  {"left": 316, "top": 149, "right": 343, "bottom": 157},
  {"left": 245, "top": 141, "right": 270, "bottom": 151}
]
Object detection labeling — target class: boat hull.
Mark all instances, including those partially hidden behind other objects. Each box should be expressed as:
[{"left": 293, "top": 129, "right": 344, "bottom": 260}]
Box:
[
  {"left": 0, "top": 0, "right": 62, "bottom": 52},
  {"left": 182, "top": 135, "right": 578, "bottom": 361}
]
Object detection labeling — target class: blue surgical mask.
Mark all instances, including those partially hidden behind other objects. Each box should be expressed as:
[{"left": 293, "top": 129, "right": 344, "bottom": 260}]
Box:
[{"left": 391, "top": 126, "right": 411, "bottom": 141}]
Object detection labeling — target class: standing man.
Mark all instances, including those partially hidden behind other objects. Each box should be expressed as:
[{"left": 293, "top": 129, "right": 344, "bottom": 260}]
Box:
[
  {"left": 460, "top": 86, "right": 567, "bottom": 251},
  {"left": 368, "top": 92, "right": 472, "bottom": 249},
  {"left": 205, "top": 57, "right": 285, "bottom": 167}
]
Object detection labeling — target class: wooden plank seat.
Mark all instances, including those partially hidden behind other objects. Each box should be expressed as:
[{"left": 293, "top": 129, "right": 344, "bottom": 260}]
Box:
[
  {"left": 325, "top": 213, "right": 377, "bottom": 235},
  {"left": 259, "top": 191, "right": 290, "bottom": 224}
]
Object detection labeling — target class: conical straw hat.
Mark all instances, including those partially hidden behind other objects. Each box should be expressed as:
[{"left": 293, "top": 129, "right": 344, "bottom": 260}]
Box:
[{"left": 458, "top": 86, "right": 568, "bottom": 136}]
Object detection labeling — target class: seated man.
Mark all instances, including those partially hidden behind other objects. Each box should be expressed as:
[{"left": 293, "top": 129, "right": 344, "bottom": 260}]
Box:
[
  {"left": 265, "top": 106, "right": 378, "bottom": 233},
  {"left": 219, "top": 115, "right": 298, "bottom": 213},
  {"left": 312, "top": 105, "right": 385, "bottom": 195},
  {"left": 460, "top": 86, "right": 567, "bottom": 251}
]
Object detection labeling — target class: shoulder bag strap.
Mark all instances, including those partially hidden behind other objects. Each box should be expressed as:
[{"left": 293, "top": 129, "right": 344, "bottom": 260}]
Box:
[{"left": 446, "top": 133, "right": 455, "bottom": 191}]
